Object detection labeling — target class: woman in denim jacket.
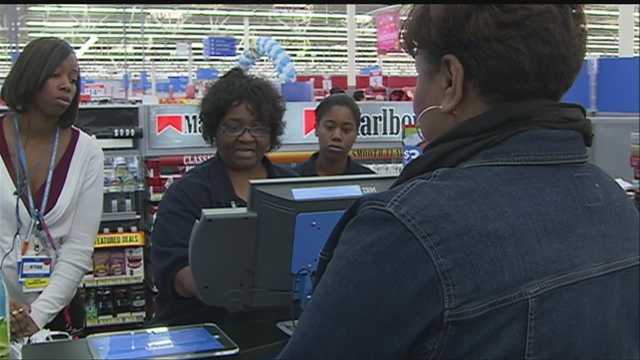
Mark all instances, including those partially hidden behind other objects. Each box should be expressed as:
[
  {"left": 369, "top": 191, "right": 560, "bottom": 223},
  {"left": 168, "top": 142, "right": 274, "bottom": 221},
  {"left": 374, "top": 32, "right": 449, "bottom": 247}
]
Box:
[{"left": 278, "top": 5, "right": 639, "bottom": 359}]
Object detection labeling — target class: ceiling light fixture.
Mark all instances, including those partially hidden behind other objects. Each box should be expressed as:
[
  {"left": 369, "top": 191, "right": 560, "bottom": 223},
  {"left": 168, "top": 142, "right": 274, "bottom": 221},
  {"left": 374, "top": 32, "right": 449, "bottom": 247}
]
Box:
[{"left": 76, "top": 35, "right": 99, "bottom": 58}]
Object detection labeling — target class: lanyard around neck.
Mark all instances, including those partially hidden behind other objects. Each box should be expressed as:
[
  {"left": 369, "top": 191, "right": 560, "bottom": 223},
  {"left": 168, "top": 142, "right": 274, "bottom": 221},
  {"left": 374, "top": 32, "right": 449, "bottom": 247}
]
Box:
[{"left": 12, "top": 113, "right": 60, "bottom": 219}]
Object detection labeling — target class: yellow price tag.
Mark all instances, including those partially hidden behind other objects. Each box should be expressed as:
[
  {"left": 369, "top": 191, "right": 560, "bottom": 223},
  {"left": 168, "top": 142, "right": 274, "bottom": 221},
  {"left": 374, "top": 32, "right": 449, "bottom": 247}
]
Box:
[{"left": 24, "top": 278, "right": 49, "bottom": 290}]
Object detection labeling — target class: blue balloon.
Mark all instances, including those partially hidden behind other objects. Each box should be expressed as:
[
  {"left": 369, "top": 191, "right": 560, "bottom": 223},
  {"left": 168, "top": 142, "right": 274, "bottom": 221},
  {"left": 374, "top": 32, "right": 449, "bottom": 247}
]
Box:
[
  {"left": 269, "top": 45, "right": 283, "bottom": 60},
  {"left": 262, "top": 39, "right": 277, "bottom": 55},
  {"left": 274, "top": 51, "right": 287, "bottom": 65},
  {"left": 237, "top": 52, "right": 255, "bottom": 69},
  {"left": 236, "top": 37, "right": 296, "bottom": 83},
  {"left": 276, "top": 57, "right": 291, "bottom": 72},
  {"left": 257, "top": 37, "right": 267, "bottom": 51},
  {"left": 282, "top": 62, "right": 295, "bottom": 74}
]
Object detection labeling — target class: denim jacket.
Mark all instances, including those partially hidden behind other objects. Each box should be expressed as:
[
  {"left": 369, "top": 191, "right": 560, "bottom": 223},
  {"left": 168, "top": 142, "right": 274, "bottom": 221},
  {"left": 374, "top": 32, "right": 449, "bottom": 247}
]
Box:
[{"left": 278, "top": 128, "right": 639, "bottom": 360}]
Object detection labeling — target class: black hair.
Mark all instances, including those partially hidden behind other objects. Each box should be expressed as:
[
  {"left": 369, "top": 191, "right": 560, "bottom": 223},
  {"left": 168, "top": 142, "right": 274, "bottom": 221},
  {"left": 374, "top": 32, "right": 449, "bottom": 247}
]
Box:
[
  {"left": 1, "top": 37, "right": 80, "bottom": 128},
  {"left": 199, "top": 67, "right": 286, "bottom": 150},
  {"left": 329, "top": 87, "right": 345, "bottom": 95},
  {"left": 401, "top": 5, "right": 587, "bottom": 102},
  {"left": 315, "top": 94, "right": 361, "bottom": 127}
]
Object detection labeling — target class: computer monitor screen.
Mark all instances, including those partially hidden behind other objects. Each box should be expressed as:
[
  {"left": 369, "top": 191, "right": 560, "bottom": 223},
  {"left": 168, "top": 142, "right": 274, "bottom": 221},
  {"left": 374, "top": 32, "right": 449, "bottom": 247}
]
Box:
[{"left": 189, "top": 174, "right": 396, "bottom": 312}]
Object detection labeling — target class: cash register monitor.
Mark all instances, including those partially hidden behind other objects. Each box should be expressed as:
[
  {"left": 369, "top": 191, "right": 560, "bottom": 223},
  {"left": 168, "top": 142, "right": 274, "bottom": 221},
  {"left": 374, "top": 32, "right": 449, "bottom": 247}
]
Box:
[{"left": 189, "top": 174, "right": 396, "bottom": 312}]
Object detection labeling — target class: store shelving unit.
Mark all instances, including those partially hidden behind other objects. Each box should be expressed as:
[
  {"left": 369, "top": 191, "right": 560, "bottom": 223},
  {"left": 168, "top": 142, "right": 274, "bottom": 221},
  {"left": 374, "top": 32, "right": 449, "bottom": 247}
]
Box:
[{"left": 73, "top": 105, "right": 151, "bottom": 335}]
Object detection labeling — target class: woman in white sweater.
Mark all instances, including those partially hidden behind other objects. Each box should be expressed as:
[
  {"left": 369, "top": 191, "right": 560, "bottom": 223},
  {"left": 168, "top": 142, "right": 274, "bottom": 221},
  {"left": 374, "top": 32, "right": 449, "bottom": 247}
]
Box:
[{"left": 0, "top": 37, "right": 103, "bottom": 338}]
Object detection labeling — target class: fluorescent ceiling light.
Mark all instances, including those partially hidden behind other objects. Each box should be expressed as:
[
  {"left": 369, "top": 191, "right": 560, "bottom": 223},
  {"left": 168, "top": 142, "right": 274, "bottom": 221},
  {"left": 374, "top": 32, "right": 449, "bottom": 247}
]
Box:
[
  {"left": 27, "top": 32, "right": 378, "bottom": 43},
  {"left": 76, "top": 35, "right": 99, "bottom": 58},
  {"left": 25, "top": 21, "right": 377, "bottom": 34},
  {"left": 27, "top": 5, "right": 372, "bottom": 21},
  {"left": 272, "top": 4, "right": 312, "bottom": 9},
  {"left": 586, "top": 24, "right": 622, "bottom": 30},
  {"left": 584, "top": 10, "right": 620, "bottom": 16}
]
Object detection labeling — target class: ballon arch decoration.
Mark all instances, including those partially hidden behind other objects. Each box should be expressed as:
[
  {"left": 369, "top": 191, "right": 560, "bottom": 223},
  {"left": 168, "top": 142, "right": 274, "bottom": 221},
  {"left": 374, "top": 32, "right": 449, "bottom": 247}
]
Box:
[{"left": 237, "top": 37, "right": 297, "bottom": 83}]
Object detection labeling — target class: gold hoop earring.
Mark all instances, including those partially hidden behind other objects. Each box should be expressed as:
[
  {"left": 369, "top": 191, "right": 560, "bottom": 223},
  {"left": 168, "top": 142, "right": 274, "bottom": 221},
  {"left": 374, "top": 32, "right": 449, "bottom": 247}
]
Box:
[
  {"left": 415, "top": 105, "right": 442, "bottom": 126},
  {"left": 415, "top": 105, "right": 442, "bottom": 140}
]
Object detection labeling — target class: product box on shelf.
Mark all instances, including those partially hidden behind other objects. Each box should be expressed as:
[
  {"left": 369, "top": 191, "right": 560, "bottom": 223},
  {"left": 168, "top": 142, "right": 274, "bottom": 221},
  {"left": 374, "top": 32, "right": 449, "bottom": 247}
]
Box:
[
  {"left": 93, "top": 250, "right": 110, "bottom": 278},
  {"left": 104, "top": 155, "right": 144, "bottom": 193},
  {"left": 102, "top": 195, "right": 141, "bottom": 218},
  {"left": 84, "top": 285, "right": 146, "bottom": 328},
  {"left": 85, "top": 247, "right": 145, "bottom": 288},
  {"left": 84, "top": 288, "right": 98, "bottom": 325},
  {"left": 109, "top": 249, "right": 126, "bottom": 277},
  {"left": 125, "top": 248, "right": 144, "bottom": 278}
]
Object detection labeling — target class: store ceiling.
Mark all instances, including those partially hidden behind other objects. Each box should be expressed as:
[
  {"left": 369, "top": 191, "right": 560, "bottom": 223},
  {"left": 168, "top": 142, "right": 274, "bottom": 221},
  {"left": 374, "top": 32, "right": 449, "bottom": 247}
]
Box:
[{"left": 0, "top": 4, "right": 638, "bottom": 81}]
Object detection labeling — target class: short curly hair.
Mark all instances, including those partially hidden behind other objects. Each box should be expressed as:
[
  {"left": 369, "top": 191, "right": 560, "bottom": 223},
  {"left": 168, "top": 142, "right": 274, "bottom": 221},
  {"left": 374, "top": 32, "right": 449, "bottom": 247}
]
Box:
[
  {"left": 199, "top": 67, "right": 286, "bottom": 151},
  {"left": 401, "top": 5, "right": 587, "bottom": 103}
]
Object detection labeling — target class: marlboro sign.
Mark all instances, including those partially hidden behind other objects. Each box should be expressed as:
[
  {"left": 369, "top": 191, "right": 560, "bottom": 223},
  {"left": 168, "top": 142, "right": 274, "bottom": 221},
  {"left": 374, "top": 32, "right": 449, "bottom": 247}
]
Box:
[
  {"left": 301, "top": 106, "right": 416, "bottom": 138},
  {"left": 145, "top": 102, "right": 414, "bottom": 152},
  {"left": 156, "top": 113, "right": 202, "bottom": 135}
]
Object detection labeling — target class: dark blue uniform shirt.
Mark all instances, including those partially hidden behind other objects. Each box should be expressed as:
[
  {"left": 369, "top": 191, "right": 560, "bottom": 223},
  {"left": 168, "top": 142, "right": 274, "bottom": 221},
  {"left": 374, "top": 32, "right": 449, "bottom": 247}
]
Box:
[
  {"left": 293, "top": 152, "right": 375, "bottom": 176},
  {"left": 150, "top": 155, "right": 298, "bottom": 326}
]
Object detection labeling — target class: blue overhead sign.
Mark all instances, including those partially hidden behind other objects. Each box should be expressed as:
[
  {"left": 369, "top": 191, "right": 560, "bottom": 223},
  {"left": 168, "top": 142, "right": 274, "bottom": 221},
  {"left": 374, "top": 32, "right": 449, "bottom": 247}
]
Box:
[
  {"left": 168, "top": 76, "right": 189, "bottom": 92},
  {"left": 140, "top": 71, "right": 151, "bottom": 90},
  {"left": 203, "top": 36, "right": 237, "bottom": 57},
  {"left": 156, "top": 81, "right": 170, "bottom": 93},
  {"left": 196, "top": 68, "right": 219, "bottom": 80}
]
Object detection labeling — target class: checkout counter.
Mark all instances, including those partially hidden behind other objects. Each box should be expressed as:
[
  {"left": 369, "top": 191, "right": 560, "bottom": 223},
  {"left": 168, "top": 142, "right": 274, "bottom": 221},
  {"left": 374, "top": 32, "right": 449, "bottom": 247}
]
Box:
[
  {"left": 23, "top": 175, "right": 396, "bottom": 359},
  {"left": 22, "top": 332, "right": 287, "bottom": 360}
]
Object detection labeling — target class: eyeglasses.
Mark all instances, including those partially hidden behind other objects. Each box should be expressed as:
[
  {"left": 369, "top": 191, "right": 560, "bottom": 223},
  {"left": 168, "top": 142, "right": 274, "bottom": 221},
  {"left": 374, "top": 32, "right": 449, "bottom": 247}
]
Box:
[{"left": 219, "top": 123, "right": 271, "bottom": 138}]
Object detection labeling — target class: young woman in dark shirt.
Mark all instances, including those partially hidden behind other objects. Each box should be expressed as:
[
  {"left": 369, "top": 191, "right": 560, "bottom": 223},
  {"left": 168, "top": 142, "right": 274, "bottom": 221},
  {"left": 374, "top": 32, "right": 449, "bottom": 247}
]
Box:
[{"left": 294, "top": 94, "right": 374, "bottom": 176}]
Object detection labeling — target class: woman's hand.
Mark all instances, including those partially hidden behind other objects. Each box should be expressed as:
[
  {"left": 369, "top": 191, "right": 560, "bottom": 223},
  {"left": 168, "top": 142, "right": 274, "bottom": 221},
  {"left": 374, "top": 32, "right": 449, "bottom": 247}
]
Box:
[
  {"left": 10, "top": 301, "right": 40, "bottom": 339},
  {"left": 174, "top": 265, "right": 198, "bottom": 298}
]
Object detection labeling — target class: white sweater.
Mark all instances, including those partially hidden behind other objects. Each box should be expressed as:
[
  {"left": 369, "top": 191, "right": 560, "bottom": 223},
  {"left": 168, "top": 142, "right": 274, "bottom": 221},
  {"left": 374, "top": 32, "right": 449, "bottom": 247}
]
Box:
[{"left": 0, "top": 127, "right": 104, "bottom": 328}]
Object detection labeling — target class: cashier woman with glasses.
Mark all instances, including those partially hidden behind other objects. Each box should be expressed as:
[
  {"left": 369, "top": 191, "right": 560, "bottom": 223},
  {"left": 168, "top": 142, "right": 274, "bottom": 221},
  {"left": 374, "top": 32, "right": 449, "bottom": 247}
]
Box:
[{"left": 150, "top": 68, "right": 297, "bottom": 330}]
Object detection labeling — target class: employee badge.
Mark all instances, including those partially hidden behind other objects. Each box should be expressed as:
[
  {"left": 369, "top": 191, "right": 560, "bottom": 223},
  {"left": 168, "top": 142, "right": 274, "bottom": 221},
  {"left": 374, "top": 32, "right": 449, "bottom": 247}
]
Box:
[
  {"left": 18, "top": 255, "right": 52, "bottom": 293},
  {"left": 18, "top": 220, "right": 54, "bottom": 293}
]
